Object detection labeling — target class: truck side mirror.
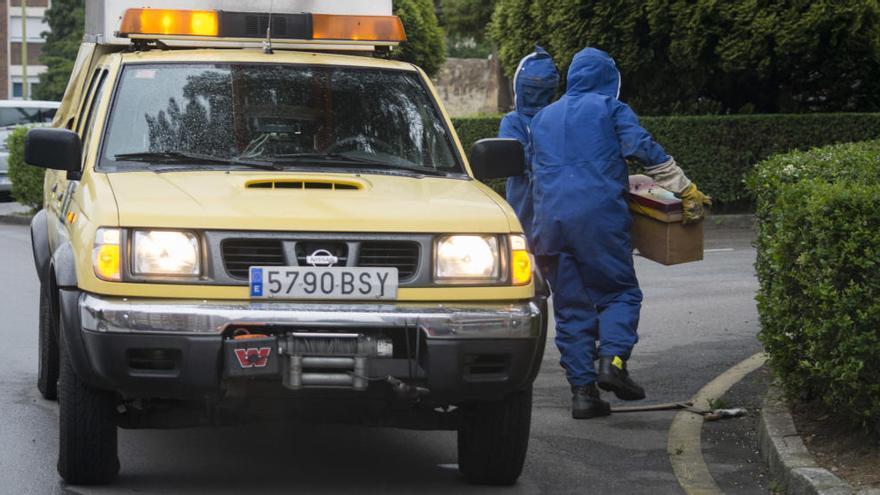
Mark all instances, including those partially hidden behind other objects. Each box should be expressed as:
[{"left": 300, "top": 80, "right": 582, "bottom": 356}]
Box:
[
  {"left": 468, "top": 138, "right": 525, "bottom": 181},
  {"left": 25, "top": 128, "right": 82, "bottom": 180}
]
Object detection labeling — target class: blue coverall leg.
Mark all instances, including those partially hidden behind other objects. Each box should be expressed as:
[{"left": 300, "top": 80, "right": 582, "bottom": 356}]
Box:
[
  {"left": 538, "top": 253, "right": 599, "bottom": 386},
  {"left": 593, "top": 288, "right": 642, "bottom": 361}
]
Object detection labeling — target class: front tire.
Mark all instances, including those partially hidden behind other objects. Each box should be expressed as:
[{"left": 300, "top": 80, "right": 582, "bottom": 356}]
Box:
[
  {"left": 37, "top": 284, "right": 59, "bottom": 400},
  {"left": 57, "top": 339, "right": 119, "bottom": 485},
  {"left": 457, "top": 387, "right": 532, "bottom": 485}
]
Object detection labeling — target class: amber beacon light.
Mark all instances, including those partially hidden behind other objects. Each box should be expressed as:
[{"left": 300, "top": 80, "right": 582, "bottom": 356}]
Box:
[
  {"left": 312, "top": 14, "right": 406, "bottom": 42},
  {"left": 118, "top": 9, "right": 406, "bottom": 43},
  {"left": 120, "top": 9, "right": 219, "bottom": 37}
]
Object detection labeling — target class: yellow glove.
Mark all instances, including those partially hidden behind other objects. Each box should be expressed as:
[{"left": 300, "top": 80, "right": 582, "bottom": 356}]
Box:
[{"left": 677, "top": 183, "right": 712, "bottom": 224}]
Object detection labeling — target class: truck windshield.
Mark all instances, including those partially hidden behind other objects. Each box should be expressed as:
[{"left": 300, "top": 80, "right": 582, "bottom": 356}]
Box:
[{"left": 101, "top": 63, "right": 462, "bottom": 175}]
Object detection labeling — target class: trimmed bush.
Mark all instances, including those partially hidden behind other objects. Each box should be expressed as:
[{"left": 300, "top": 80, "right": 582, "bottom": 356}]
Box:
[
  {"left": 747, "top": 140, "right": 880, "bottom": 436},
  {"left": 452, "top": 113, "right": 880, "bottom": 210},
  {"left": 388, "top": 0, "right": 446, "bottom": 78},
  {"left": 489, "top": 0, "right": 880, "bottom": 114},
  {"left": 5, "top": 127, "right": 44, "bottom": 211}
]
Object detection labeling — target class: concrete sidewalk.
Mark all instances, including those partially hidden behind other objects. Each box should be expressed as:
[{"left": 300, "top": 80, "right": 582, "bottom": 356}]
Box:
[
  {"left": 0, "top": 201, "right": 28, "bottom": 214},
  {"left": 0, "top": 201, "right": 31, "bottom": 225}
]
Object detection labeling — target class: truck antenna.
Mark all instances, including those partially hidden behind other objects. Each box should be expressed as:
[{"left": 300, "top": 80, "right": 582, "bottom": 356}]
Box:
[{"left": 263, "top": 0, "right": 274, "bottom": 54}]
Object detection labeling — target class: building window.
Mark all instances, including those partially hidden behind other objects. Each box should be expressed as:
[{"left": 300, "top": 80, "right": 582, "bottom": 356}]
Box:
[{"left": 12, "top": 83, "right": 24, "bottom": 98}]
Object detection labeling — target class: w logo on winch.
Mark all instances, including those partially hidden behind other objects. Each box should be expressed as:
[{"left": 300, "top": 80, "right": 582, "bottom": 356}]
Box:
[{"left": 233, "top": 347, "right": 271, "bottom": 368}]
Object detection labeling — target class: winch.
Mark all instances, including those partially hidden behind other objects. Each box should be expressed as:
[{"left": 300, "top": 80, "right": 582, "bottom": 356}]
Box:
[
  {"left": 223, "top": 330, "right": 394, "bottom": 392},
  {"left": 280, "top": 332, "right": 393, "bottom": 391}
]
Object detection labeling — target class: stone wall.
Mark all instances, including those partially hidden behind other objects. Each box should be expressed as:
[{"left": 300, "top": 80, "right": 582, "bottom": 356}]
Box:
[{"left": 432, "top": 57, "right": 510, "bottom": 118}]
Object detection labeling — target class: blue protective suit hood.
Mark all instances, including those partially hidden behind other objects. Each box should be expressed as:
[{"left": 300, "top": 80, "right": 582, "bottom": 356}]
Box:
[
  {"left": 513, "top": 46, "right": 559, "bottom": 116},
  {"left": 566, "top": 47, "right": 620, "bottom": 98}
]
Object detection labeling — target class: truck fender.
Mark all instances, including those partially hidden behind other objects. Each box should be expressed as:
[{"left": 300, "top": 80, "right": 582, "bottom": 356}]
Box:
[
  {"left": 29, "top": 210, "right": 51, "bottom": 285},
  {"left": 57, "top": 288, "right": 111, "bottom": 390},
  {"left": 51, "top": 241, "right": 79, "bottom": 289}
]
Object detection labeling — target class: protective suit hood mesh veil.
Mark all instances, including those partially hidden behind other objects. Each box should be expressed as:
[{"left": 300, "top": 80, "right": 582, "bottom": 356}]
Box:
[
  {"left": 566, "top": 47, "right": 621, "bottom": 98},
  {"left": 513, "top": 46, "right": 560, "bottom": 117}
]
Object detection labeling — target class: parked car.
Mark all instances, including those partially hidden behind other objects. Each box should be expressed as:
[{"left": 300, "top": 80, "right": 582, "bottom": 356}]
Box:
[{"left": 0, "top": 100, "right": 59, "bottom": 199}]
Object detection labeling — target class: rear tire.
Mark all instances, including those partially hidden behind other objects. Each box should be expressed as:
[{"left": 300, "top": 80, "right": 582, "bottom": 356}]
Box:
[
  {"left": 37, "top": 284, "right": 59, "bottom": 400},
  {"left": 57, "top": 338, "right": 119, "bottom": 485},
  {"left": 457, "top": 387, "right": 532, "bottom": 485}
]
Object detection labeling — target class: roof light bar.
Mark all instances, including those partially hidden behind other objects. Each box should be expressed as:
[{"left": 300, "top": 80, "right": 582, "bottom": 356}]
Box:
[{"left": 118, "top": 9, "right": 406, "bottom": 43}]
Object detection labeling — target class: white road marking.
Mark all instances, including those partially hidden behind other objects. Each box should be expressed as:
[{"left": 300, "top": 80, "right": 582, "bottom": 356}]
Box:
[{"left": 704, "top": 248, "right": 735, "bottom": 253}]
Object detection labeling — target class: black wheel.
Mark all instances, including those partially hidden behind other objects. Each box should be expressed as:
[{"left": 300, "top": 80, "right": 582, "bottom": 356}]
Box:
[
  {"left": 57, "top": 337, "right": 119, "bottom": 485},
  {"left": 457, "top": 387, "right": 532, "bottom": 485},
  {"left": 37, "top": 284, "right": 59, "bottom": 400}
]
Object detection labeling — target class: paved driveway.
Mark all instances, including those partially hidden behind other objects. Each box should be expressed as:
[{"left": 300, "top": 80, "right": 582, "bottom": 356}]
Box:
[{"left": 0, "top": 224, "right": 761, "bottom": 494}]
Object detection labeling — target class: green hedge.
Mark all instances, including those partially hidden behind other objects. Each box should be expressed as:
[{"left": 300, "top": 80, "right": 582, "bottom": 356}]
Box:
[
  {"left": 5, "top": 126, "right": 44, "bottom": 211},
  {"left": 452, "top": 113, "right": 880, "bottom": 211},
  {"left": 746, "top": 140, "right": 880, "bottom": 436}
]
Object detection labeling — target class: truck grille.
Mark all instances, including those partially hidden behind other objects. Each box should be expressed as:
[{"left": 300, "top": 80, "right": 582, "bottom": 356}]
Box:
[
  {"left": 221, "top": 239, "right": 286, "bottom": 279},
  {"left": 220, "top": 239, "right": 421, "bottom": 281},
  {"left": 358, "top": 241, "right": 420, "bottom": 280}
]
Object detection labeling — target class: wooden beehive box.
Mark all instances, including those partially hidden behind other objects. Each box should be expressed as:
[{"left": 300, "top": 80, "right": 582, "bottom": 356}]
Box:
[{"left": 629, "top": 175, "right": 703, "bottom": 265}]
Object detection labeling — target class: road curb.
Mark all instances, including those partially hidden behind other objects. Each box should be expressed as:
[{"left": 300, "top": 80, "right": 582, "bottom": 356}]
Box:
[
  {"left": 668, "top": 352, "right": 767, "bottom": 495},
  {"left": 758, "top": 383, "right": 860, "bottom": 495},
  {"left": 703, "top": 213, "right": 755, "bottom": 231},
  {"left": 0, "top": 214, "right": 32, "bottom": 225}
]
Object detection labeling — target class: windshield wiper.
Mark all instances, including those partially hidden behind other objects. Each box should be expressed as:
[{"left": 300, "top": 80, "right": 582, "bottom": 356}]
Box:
[
  {"left": 271, "top": 152, "right": 447, "bottom": 176},
  {"left": 114, "top": 151, "right": 283, "bottom": 171}
]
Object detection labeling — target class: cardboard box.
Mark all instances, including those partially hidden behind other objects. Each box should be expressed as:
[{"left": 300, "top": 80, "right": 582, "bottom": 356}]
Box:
[{"left": 629, "top": 175, "right": 703, "bottom": 265}]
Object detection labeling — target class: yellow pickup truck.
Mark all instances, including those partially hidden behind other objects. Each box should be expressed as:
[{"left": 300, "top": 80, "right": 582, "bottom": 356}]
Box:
[{"left": 26, "top": 0, "right": 547, "bottom": 487}]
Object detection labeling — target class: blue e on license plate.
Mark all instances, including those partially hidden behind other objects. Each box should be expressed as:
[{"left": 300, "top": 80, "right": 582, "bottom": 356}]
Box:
[{"left": 249, "top": 267, "right": 398, "bottom": 300}]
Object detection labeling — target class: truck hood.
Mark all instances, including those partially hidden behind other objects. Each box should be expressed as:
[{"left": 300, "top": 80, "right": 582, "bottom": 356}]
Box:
[{"left": 106, "top": 171, "right": 512, "bottom": 233}]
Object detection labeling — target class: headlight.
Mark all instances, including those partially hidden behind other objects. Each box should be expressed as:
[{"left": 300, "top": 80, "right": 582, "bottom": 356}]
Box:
[
  {"left": 132, "top": 230, "right": 201, "bottom": 276},
  {"left": 435, "top": 235, "right": 500, "bottom": 281}
]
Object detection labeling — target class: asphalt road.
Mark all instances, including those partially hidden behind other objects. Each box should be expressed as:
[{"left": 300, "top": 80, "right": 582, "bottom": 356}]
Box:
[{"left": 0, "top": 223, "right": 762, "bottom": 494}]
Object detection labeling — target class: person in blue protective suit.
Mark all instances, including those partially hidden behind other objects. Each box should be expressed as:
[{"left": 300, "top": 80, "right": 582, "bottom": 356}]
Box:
[
  {"left": 500, "top": 46, "right": 558, "bottom": 244},
  {"left": 530, "top": 47, "right": 711, "bottom": 419}
]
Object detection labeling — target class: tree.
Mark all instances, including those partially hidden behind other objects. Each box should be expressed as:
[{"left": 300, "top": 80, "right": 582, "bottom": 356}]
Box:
[
  {"left": 388, "top": 0, "right": 447, "bottom": 77},
  {"left": 489, "top": 0, "right": 880, "bottom": 114},
  {"left": 441, "top": 0, "right": 496, "bottom": 41},
  {"left": 439, "top": 0, "right": 496, "bottom": 58},
  {"left": 34, "top": 0, "right": 84, "bottom": 101}
]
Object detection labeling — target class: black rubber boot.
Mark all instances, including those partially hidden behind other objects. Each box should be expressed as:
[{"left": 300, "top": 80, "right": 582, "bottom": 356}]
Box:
[
  {"left": 571, "top": 383, "right": 611, "bottom": 419},
  {"left": 597, "top": 356, "right": 646, "bottom": 401}
]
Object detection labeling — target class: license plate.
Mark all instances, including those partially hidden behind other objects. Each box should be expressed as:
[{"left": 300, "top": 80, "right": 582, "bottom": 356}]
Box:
[{"left": 249, "top": 267, "right": 398, "bottom": 300}]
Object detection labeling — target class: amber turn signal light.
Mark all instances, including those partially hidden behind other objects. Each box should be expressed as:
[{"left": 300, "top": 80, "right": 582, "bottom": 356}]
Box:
[{"left": 510, "top": 235, "right": 532, "bottom": 286}]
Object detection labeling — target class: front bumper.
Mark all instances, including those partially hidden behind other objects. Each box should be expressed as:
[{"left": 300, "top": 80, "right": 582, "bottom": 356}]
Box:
[{"left": 68, "top": 293, "right": 546, "bottom": 403}]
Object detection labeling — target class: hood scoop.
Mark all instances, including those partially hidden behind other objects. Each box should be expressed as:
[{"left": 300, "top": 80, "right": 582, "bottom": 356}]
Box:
[{"left": 246, "top": 179, "right": 362, "bottom": 191}]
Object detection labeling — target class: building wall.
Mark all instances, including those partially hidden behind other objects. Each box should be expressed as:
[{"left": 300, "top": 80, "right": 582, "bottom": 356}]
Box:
[
  {"left": 9, "top": 42, "right": 43, "bottom": 65},
  {"left": 433, "top": 57, "right": 510, "bottom": 118},
  {"left": 0, "top": 0, "right": 7, "bottom": 99},
  {"left": 5, "top": 0, "right": 51, "bottom": 100},
  {"left": 10, "top": 0, "right": 50, "bottom": 6}
]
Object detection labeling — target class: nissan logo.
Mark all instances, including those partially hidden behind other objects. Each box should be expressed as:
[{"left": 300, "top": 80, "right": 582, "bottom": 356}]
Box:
[{"left": 306, "top": 249, "right": 339, "bottom": 267}]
